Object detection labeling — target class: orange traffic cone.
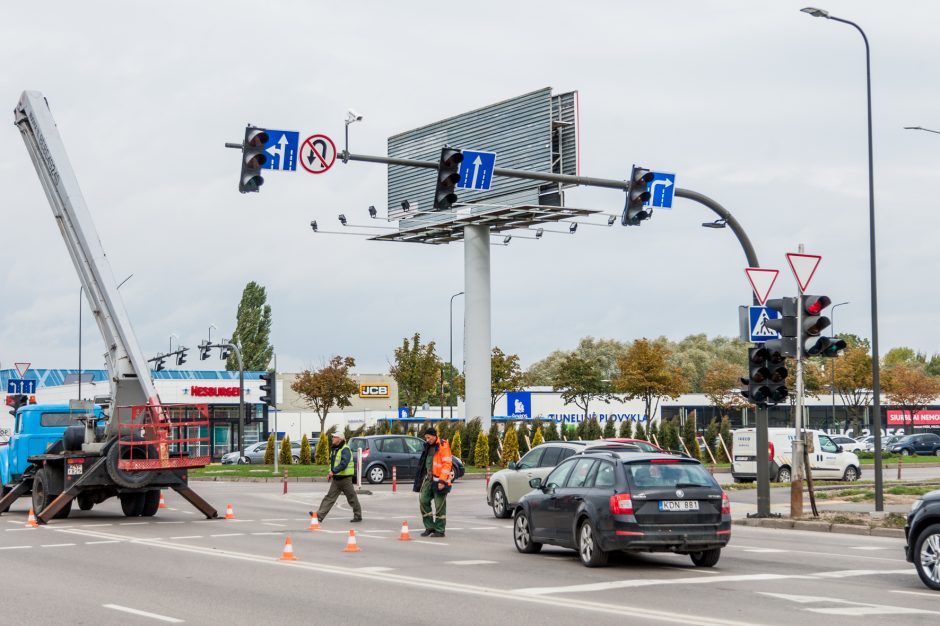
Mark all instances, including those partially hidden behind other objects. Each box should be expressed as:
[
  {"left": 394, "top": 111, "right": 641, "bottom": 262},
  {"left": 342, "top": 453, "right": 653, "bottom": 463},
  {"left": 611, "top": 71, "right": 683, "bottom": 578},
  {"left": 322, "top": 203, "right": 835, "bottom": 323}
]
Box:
[
  {"left": 398, "top": 520, "right": 412, "bottom": 541},
  {"left": 307, "top": 512, "right": 320, "bottom": 531},
  {"left": 26, "top": 507, "right": 39, "bottom": 528},
  {"left": 279, "top": 535, "right": 298, "bottom": 561},
  {"left": 343, "top": 529, "right": 361, "bottom": 552},
  {"left": 224, "top": 503, "right": 235, "bottom": 520},
  {"left": 158, "top": 492, "right": 168, "bottom": 509}
]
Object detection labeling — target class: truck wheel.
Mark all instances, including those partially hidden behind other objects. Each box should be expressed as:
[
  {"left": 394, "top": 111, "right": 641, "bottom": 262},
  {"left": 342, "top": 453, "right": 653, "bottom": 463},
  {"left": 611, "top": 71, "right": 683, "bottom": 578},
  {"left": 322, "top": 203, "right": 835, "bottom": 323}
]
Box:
[
  {"left": 106, "top": 440, "right": 155, "bottom": 489},
  {"left": 63, "top": 425, "right": 85, "bottom": 452},
  {"left": 31, "top": 469, "right": 71, "bottom": 519},
  {"left": 140, "top": 490, "right": 161, "bottom": 517},
  {"left": 77, "top": 494, "right": 95, "bottom": 511},
  {"left": 120, "top": 492, "right": 146, "bottom": 517}
]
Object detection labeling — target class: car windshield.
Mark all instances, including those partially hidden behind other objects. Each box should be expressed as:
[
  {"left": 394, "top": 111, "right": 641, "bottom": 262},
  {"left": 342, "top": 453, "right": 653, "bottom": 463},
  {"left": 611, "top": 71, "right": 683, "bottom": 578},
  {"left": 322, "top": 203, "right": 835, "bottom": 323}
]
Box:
[
  {"left": 897, "top": 435, "right": 915, "bottom": 444},
  {"left": 625, "top": 462, "right": 715, "bottom": 489}
]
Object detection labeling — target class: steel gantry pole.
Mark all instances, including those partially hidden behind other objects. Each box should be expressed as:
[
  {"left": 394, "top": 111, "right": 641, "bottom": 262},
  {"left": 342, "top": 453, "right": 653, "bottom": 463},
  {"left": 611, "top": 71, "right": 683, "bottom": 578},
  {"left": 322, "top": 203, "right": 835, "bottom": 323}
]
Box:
[{"left": 464, "top": 227, "right": 492, "bottom": 430}]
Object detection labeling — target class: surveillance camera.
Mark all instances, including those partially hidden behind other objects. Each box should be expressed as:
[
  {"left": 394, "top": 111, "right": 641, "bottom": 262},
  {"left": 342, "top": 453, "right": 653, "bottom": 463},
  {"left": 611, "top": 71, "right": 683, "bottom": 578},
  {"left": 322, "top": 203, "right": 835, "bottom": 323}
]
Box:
[{"left": 346, "top": 109, "right": 363, "bottom": 123}]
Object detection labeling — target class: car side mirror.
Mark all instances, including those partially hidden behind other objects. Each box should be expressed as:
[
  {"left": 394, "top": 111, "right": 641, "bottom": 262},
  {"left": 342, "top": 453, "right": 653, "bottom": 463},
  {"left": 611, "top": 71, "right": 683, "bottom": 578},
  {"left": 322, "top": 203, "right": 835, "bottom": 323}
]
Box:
[
  {"left": 836, "top": 445, "right": 843, "bottom": 453},
  {"left": 508, "top": 461, "right": 518, "bottom": 470},
  {"left": 529, "top": 477, "right": 543, "bottom": 489}
]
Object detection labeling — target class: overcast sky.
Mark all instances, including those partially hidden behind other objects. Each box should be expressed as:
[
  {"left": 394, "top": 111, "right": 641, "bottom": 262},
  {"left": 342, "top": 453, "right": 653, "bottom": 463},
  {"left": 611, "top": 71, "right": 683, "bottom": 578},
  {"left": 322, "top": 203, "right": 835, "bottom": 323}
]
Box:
[{"left": 1, "top": 0, "right": 938, "bottom": 377}]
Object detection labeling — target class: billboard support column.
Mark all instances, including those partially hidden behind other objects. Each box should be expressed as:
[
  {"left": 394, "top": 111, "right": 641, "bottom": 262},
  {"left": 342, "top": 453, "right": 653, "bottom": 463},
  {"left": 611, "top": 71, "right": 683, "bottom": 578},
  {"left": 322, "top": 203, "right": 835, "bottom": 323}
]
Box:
[{"left": 464, "top": 224, "right": 492, "bottom": 430}]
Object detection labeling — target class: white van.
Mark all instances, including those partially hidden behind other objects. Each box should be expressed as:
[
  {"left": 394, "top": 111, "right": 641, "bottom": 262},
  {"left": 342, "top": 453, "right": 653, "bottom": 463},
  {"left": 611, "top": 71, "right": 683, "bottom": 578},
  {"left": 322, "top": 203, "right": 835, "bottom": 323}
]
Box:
[{"left": 732, "top": 428, "right": 861, "bottom": 483}]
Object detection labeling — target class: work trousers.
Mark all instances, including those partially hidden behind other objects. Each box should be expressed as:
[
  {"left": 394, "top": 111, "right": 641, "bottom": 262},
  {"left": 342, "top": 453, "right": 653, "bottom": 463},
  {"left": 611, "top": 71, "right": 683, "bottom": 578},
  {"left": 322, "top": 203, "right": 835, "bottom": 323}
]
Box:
[
  {"left": 317, "top": 476, "right": 361, "bottom": 520},
  {"left": 419, "top": 477, "right": 447, "bottom": 533}
]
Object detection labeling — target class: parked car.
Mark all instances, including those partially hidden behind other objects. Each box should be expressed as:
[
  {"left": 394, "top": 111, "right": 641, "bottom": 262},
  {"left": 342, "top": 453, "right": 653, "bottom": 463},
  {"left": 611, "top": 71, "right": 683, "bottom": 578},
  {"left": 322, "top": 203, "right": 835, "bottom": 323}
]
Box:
[
  {"left": 487, "top": 441, "right": 588, "bottom": 518},
  {"left": 221, "top": 440, "right": 301, "bottom": 465},
  {"left": 889, "top": 433, "right": 940, "bottom": 457},
  {"left": 512, "top": 449, "right": 731, "bottom": 568},
  {"left": 905, "top": 488, "right": 940, "bottom": 591},
  {"left": 872, "top": 434, "right": 904, "bottom": 452},
  {"left": 347, "top": 435, "right": 465, "bottom": 484},
  {"left": 732, "top": 428, "right": 861, "bottom": 483},
  {"left": 829, "top": 435, "right": 864, "bottom": 454},
  {"left": 593, "top": 438, "right": 665, "bottom": 453}
]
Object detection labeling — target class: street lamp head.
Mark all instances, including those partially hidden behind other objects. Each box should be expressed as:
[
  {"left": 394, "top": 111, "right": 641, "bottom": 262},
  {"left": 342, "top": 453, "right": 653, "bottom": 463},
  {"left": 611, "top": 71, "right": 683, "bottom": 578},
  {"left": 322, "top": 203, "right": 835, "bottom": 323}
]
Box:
[
  {"left": 607, "top": 215, "right": 616, "bottom": 226},
  {"left": 338, "top": 214, "right": 347, "bottom": 226},
  {"left": 568, "top": 223, "right": 578, "bottom": 234},
  {"left": 401, "top": 199, "right": 410, "bottom": 212},
  {"left": 310, "top": 220, "right": 318, "bottom": 232},
  {"left": 368, "top": 205, "right": 377, "bottom": 218},
  {"left": 801, "top": 7, "right": 830, "bottom": 18},
  {"left": 503, "top": 235, "right": 512, "bottom": 245},
  {"left": 701, "top": 219, "right": 727, "bottom": 229},
  {"left": 535, "top": 228, "right": 544, "bottom": 239}
]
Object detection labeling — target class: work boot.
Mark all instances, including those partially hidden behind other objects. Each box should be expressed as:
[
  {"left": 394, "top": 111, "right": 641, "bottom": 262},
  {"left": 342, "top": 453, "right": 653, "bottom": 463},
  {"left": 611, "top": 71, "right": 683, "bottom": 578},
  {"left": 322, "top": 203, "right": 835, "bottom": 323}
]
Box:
[
  {"left": 350, "top": 515, "right": 362, "bottom": 523},
  {"left": 430, "top": 531, "right": 446, "bottom": 538},
  {"left": 309, "top": 511, "right": 325, "bottom": 522},
  {"left": 420, "top": 529, "right": 434, "bottom": 537}
]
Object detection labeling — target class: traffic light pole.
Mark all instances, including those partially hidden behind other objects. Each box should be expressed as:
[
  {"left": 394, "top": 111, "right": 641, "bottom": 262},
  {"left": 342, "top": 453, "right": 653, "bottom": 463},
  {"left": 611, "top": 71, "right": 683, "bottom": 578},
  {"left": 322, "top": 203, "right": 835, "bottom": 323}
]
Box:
[
  {"left": 202, "top": 341, "right": 245, "bottom": 458},
  {"left": 791, "top": 292, "right": 805, "bottom": 518}
]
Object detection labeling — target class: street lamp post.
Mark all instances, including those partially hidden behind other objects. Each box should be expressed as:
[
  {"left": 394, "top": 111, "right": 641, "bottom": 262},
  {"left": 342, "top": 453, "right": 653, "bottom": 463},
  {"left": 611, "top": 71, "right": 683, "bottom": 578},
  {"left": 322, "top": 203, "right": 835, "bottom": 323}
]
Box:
[
  {"left": 829, "top": 301, "right": 850, "bottom": 432},
  {"left": 802, "top": 7, "right": 884, "bottom": 511},
  {"left": 449, "top": 291, "right": 464, "bottom": 420}
]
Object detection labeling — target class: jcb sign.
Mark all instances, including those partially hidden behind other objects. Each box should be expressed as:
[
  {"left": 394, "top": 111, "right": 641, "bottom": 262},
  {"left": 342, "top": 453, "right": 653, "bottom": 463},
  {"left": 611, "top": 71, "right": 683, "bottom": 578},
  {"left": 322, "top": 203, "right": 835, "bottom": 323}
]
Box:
[{"left": 359, "top": 384, "right": 390, "bottom": 398}]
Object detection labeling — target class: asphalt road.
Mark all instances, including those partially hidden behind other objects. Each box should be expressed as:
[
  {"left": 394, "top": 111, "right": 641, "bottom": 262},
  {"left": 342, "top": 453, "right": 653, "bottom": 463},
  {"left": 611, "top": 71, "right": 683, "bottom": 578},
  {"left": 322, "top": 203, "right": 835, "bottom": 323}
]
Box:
[{"left": 0, "top": 479, "right": 937, "bottom": 625}]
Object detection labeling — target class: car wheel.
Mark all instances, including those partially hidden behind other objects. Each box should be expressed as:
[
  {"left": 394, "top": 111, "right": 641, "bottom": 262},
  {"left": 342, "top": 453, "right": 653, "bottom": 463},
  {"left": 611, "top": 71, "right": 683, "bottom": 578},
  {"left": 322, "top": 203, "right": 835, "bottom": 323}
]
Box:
[
  {"left": 140, "top": 490, "right": 161, "bottom": 517},
  {"left": 577, "top": 519, "right": 608, "bottom": 567},
  {"left": 119, "top": 492, "right": 146, "bottom": 517},
  {"left": 935, "top": 449, "right": 940, "bottom": 457},
  {"left": 775, "top": 466, "right": 791, "bottom": 483},
  {"left": 367, "top": 465, "right": 386, "bottom": 484},
  {"left": 513, "top": 510, "right": 542, "bottom": 554},
  {"left": 292, "top": 455, "right": 300, "bottom": 464},
  {"left": 690, "top": 548, "right": 722, "bottom": 568},
  {"left": 492, "top": 485, "right": 511, "bottom": 519},
  {"left": 842, "top": 466, "right": 860, "bottom": 482},
  {"left": 902, "top": 449, "right": 912, "bottom": 456},
  {"left": 77, "top": 494, "right": 95, "bottom": 511},
  {"left": 913, "top": 523, "right": 940, "bottom": 591},
  {"left": 240, "top": 456, "right": 251, "bottom": 464}
]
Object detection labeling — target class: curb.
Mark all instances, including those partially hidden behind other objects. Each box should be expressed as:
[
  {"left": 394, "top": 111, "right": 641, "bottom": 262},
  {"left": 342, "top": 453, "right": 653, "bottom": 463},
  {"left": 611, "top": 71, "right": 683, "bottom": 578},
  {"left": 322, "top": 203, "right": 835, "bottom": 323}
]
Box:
[{"left": 734, "top": 517, "right": 905, "bottom": 538}]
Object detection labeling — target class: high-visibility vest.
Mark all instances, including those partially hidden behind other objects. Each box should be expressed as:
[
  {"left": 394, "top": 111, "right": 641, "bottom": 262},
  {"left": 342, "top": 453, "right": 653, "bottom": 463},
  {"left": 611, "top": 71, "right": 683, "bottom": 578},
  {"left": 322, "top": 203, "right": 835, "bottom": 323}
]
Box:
[
  {"left": 331, "top": 444, "right": 354, "bottom": 477},
  {"left": 431, "top": 439, "right": 453, "bottom": 486}
]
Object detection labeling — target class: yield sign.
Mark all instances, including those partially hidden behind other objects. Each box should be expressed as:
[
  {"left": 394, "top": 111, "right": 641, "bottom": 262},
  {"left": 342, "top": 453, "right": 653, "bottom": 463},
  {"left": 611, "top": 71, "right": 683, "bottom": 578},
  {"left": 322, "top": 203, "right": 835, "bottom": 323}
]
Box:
[
  {"left": 14, "top": 362, "right": 31, "bottom": 378},
  {"left": 744, "top": 268, "right": 779, "bottom": 305},
  {"left": 786, "top": 253, "right": 822, "bottom": 292}
]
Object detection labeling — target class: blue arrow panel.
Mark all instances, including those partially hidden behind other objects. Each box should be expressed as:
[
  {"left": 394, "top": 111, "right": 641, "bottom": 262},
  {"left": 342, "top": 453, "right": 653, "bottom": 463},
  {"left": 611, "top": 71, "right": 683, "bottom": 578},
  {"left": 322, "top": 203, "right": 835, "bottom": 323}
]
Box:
[
  {"left": 261, "top": 130, "right": 300, "bottom": 171},
  {"left": 457, "top": 150, "right": 497, "bottom": 191},
  {"left": 644, "top": 172, "right": 676, "bottom": 209}
]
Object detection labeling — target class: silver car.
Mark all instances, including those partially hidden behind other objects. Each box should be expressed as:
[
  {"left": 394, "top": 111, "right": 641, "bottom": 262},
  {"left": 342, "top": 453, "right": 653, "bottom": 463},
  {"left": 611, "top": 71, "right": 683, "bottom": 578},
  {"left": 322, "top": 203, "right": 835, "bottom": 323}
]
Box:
[
  {"left": 486, "top": 442, "right": 586, "bottom": 518},
  {"left": 220, "top": 440, "right": 301, "bottom": 465}
]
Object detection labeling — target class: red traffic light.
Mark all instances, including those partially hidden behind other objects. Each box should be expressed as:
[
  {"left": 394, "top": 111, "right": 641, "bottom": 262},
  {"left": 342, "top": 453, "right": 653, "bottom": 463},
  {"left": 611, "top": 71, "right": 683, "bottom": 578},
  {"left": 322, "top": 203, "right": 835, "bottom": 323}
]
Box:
[{"left": 804, "top": 295, "right": 832, "bottom": 316}]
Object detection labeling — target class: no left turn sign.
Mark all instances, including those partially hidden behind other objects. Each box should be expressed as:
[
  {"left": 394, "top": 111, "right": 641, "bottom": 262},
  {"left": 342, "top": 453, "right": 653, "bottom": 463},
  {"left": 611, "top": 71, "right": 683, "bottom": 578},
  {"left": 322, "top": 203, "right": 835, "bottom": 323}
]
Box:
[{"left": 300, "top": 134, "right": 336, "bottom": 174}]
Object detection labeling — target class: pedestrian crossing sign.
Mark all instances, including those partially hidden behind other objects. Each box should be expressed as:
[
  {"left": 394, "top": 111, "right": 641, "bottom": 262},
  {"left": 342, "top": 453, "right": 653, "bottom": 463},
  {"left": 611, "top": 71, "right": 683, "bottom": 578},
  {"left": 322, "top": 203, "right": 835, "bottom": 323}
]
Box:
[{"left": 749, "top": 306, "right": 782, "bottom": 343}]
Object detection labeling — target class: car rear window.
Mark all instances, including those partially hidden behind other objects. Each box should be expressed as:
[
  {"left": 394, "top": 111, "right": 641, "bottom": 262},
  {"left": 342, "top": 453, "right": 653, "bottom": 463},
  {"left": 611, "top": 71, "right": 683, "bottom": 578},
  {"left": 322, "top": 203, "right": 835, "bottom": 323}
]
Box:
[
  {"left": 539, "top": 446, "right": 562, "bottom": 467},
  {"left": 624, "top": 462, "right": 715, "bottom": 489},
  {"left": 378, "top": 438, "right": 405, "bottom": 453}
]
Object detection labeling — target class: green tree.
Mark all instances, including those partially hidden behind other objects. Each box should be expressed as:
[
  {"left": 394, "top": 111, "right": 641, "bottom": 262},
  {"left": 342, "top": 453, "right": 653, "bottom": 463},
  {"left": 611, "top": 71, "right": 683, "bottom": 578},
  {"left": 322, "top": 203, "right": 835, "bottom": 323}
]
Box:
[
  {"left": 501, "top": 425, "right": 520, "bottom": 465},
  {"left": 614, "top": 338, "right": 687, "bottom": 424},
  {"left": 717, "top": 416, "right": 733, "bottom": 463},
  {"left": 516, "top": 421, "right": 529, "bottom": 453},
  {"left": 531, "top": 425, "right": 544, "bottom": 447},
  {"left": 619, "top": 419, "right": 633, "bottom": 439},
  {"left": 660, "top": 419, "right": 679, "bottom": 452},
  {"left": 669, "top": 335, "right": 748, "bottom": 393},
  {"left": 542, "top": 420, "right": 559, "bottom": 441},
  {"left": 526, "top": 337, "right": 630, "bottom": 385},
  {"left": 292, "top": 356, "right": 358, "bottom": 435},
  {"left": 488, "top": 422, "right": 501, "bottom": 466},
  {"left": 450, "top": 429, "right": 463, "bottom": 462},
  {"left": 491, "top": 347, "right": 526, "bottom": 415},
  {"left": 314, "top": 433, "right": 330, "bottom": 465},
  {"left": 702, "top": 361, "right": 748, "bottom": 414},
  {"left": 702, "top": 417, "right": 719, "bottom": 463},
  {"left": 226, "top": 281, "right": 273, "bottom": 371},
  {"left": 553, "top": 353, "right": 617, "bottom": 423},
  {"left": 831, "top": 342, "right": 873, "bottom": 435},
  {"left": 884, "top": 347, "right": 926, "bottom": 368},
  {"left": 389, "top": 333, "right": 441, "bottom": 416},
  {"left": 299, "top": 434, "right": 312, "bottom": 465},
  {"left": 279, "top": 435, "right": 292, "bottom": 465},
  {"left": 603, "top": 418, "right": 617, "bottom": 439},
  {"left": 263, "top": 432, "right": 275, "bottom": 464},
  {"left": 682, "top": 413, "right": 702, "bottom": 460},
  {"left": 884, "top": 362, "right": 940, "bottom": 433},
  {"left": 462, "top": 418, "right": 482, "bottom": 462},
  {"left": 634, "top": 421, "right": 646, "bottom": 441},
  {"left": 647, "top": 420, "right": 660, "bottom": 447},
  {"left": 473, "top": 430, "right": 489, "bottom": 467}
]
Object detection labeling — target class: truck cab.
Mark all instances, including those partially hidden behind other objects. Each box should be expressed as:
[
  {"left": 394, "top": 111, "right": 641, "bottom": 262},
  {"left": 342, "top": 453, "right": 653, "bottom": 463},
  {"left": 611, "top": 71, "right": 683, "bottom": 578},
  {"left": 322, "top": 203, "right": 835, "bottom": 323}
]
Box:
[{"left": 0, "top": 404, "right": 103, "bottom": 489}]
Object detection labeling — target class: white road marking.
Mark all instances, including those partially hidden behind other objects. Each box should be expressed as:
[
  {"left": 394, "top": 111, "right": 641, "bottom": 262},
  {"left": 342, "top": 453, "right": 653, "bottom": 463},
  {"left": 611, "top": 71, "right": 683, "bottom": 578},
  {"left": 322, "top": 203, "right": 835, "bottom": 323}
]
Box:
[
  {"left": 743, "top": 548, "right": 786, "bottom": 553},
  {"left": 413, "top": 540, "right": 449, "bottom": 546},
  {"left": 729, "top": 544, "right": 907, "bottom": 564},
  {"left": 850, "top": 546, "right": 889, "bottom": 551},
  {"left": 250, "top": 532, "right": 282, "bottom": 536},
  {"left": 169, "top": 536, "right": 203, "bottom": 540},
  {"left": 41, "top": 543, "right": 75, "bottom": 547},
  {"left": 357, "top": 534, "right": 388, "bottom": 540},
  {"left": 120, "top": 522, "right": 148, "bottom": 526},
  {"left": 5, "top": 528, "right": 33, "bottom": 532},
  {"left": 814, "top": 569, "right": 914, "bottom": 578},
  {"left": 0, "top": 545, "right": 30, "bottom": 550},
  {"left": 262, "top": 523, "right": 287, "bottom": 527},
  {"left": 86, "top": 540, "right": 121, "bottom": 545},
  {"left": 467, "top": 527, "right": 498, "bottom": 530},
  {"left": 261, "top": 518, "right": 288, "bottom": 521},
  {"left": 891, "top": 589, "right": 940, "bottom": 599},
  {"left": 759, "top": 592, "right": 940, "bottom": 616},
  {"left": 103, "top": 604, "right": 184, "bottom": 623},
  {"left": 210, "top": 533, "right": 244, "bottom": 538},
  {"left": 83, "top": 523, "right": 113, "bottom": 527},
  {"left": 447, "top": 560, "right": 497, "bottom": 565},
  {"left": 517, "top": 573, "right": 806, "bottom": 595},
  {"left": 156, "top": 521, "right": 185, "bottom": 525},
  {"left": 355, "top": 566, "right": 394, "bottom": 573}
]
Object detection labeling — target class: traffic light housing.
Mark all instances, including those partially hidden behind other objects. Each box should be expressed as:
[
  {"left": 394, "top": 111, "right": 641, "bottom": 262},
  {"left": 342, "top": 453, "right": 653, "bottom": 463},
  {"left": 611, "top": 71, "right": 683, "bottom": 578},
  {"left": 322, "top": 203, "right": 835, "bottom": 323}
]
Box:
[
  {"left": 801, "top": 295, "right": 834, "bottom": 357},
  {"left": 239, "top": 126, "right": 268, "bottom": 193},
  {"left": 176, "top": 348, "right": 188, "bottom": 367},
  {"left": 740, "top": 345, "right": 789, "bottom": 406},
  {"left": 6, "top": 393, "right": 28, "bottom": 415},
  {"left": 199, "top": 341, "right": 211, "bottom": 361},
  {"left": 764, "top": 297, "right": 798, "bottom": 358},
  {"left": 155, "top": 356, "right": 166, "bottom": 372},
  {"left": 259, "top": 371, "right": 276, "bottom": 408},
  {"left": 621, "top": 165, "right": 655, "bottom": 226},
  {"left": 433, "top": 147, "right": 463, "bottom": 211}
]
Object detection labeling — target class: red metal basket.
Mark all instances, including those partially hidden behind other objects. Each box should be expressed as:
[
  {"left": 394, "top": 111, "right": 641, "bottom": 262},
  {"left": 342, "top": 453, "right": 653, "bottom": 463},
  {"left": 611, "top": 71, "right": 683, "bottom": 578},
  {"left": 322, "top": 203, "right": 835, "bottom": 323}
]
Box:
[{"left": 115, "top": 404, "right": 211, "bottom": 470}]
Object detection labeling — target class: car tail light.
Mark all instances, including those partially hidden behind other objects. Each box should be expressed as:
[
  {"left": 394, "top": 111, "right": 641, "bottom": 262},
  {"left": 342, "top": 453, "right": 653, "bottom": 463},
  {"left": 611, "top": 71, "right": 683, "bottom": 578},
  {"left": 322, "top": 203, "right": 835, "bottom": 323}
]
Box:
[
  {"left": 610, "top": 493, "right": 633, "bottom": 515},
  {"left": 650, "top": 459, "right": 679, "bottom": 464},
  {"left": 721, "top": 491, "right": 731, "bottom": 515},
  {"left": 768, "top": 442, "right": 775, "bottom": 460}
]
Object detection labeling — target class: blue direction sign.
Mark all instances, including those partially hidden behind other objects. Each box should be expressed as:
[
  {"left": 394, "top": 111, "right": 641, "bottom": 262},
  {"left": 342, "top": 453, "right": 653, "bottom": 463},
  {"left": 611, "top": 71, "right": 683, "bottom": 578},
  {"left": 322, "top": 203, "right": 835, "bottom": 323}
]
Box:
[
  {"left": 7, "top": 378, "right": 36, "bottom": 394},
  {"left": 457, "top": 150, "right": 497, "bottom": 191},
  {"left": 749, "top": 306, "right": 782, "bottom": 343},
  {"left": 644, "top": 172, "right": 676, "bottom": 209},
  {"left": 262, "top": 130, "right": 300, "bottom": 171}
]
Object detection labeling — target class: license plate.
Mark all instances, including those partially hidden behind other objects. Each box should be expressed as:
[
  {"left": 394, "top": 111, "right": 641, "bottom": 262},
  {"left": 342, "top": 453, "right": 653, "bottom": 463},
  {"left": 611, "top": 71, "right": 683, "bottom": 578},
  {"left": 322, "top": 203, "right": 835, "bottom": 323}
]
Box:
[
  {"left": 67, "top": 464, "right": 83, "bottom": 476},
  {"left": 659, "top": 500, "right": 699, "bottom": 511}
]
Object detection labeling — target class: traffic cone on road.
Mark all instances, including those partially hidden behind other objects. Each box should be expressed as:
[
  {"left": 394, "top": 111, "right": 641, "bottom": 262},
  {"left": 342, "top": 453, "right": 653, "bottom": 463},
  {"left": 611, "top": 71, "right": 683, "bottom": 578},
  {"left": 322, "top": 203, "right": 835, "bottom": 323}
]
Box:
[
  {"left": 307, "top": 512, "right": 320, "bottom": 531},
  {"left": 224, "top": 503, "right": 235, "bottom": 520},
  {"left": 279, "top": 535, "right": 298, "bottom": 561},
  {"left": 26, "top": 507, "right": 38, "bottom": 528},
  {"left": 343, "top": 529, "right": 361, "bottom": 552},
  {"left": 398, "top": 520, "right": 412, "bottom": 541},
  {"left": 158, "top": 492, "right": 168, "bottom": 509}
]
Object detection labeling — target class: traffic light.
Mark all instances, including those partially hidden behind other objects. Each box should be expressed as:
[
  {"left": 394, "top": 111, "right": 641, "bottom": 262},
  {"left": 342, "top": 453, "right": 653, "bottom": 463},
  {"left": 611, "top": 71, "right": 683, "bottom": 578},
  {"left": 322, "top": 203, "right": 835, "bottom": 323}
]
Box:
[
  {"left": 155, "top": 357, "right": 166, "bottom": 372},
  {"left": 740, "top": 345, "right": 789, "bottom": 406},
  {"left": 801, "top": 295, "right": 834, "bottom": 357},
  {"left": 259, "top": 371, "right": 276, "bottom": 408},
  {"left": 764, "top": 349, "right": 789, "bottom": 404},
  {"left": 239, "top": 125, "right": 268, "bottom": 193},
  {"left": 621, "top": 165, "right": 655, "bottom": 226},
  {"left": 433, "top": 147, "right": 463, "bottom": 211},
  {"left": 220, "top": 345, "right": 232, "bottom": 360},
  {"left": 199, "top": 341, "right": 211, "bottom": 361},
  {"left": 764, "top": 297, "right": 798, "bottom": 358},
  {"left": 176, "top": 348, "right": 188, "bottom": 367},
  {"left": 6, "top": 394, "right": 28, "bottom": 415}
]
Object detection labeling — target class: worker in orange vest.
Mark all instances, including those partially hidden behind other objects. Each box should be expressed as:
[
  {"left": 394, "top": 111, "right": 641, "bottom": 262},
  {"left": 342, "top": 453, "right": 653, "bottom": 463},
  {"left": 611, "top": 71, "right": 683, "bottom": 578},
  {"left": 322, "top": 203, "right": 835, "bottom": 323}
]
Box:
[{"left": 413, "top": 427, "right": 452, "bottom": 537}]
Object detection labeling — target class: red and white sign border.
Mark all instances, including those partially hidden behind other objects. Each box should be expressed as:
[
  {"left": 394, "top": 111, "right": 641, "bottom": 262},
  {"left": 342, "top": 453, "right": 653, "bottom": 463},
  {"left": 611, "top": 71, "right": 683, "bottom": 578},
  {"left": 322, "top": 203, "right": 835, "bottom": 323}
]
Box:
[{"left": 744, "top": 268, "right": 779, "bottom": 305}]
